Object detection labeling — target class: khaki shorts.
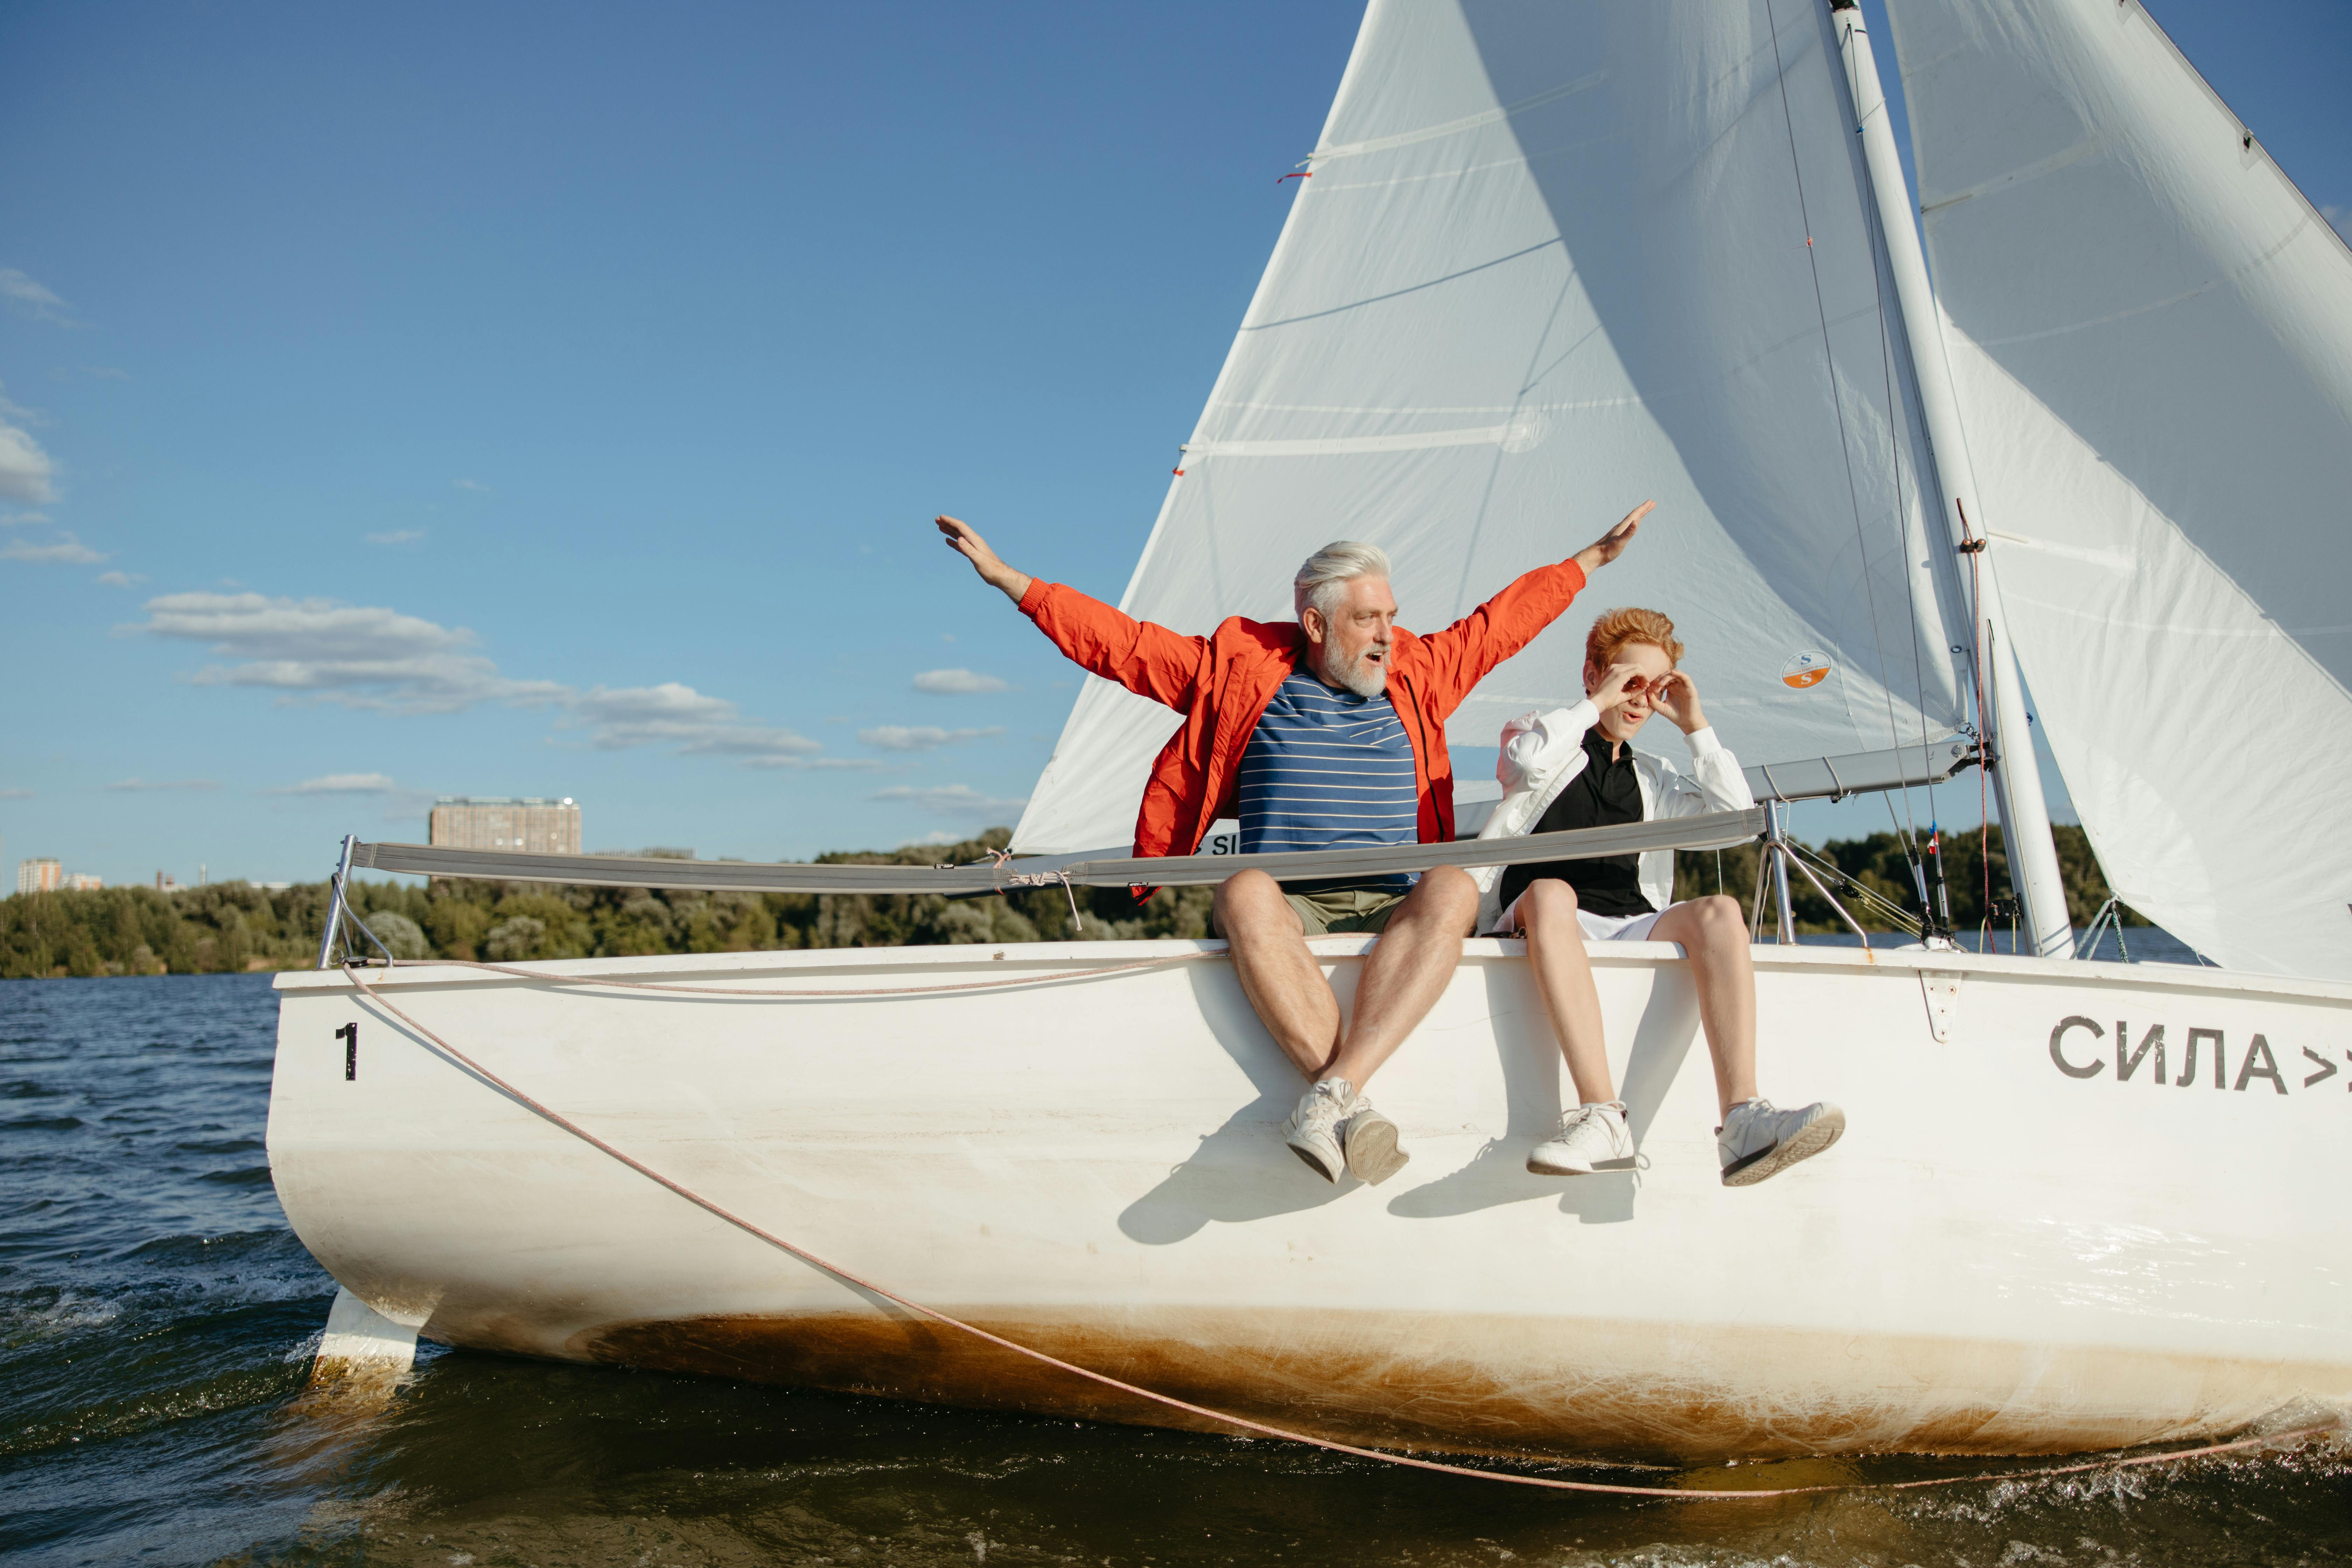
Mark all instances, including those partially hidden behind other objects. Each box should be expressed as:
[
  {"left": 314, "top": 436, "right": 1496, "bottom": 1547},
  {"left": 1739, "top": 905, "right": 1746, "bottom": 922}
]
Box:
[{"left": 1216, "top": 883, "right": 1410, "bottom": 938}]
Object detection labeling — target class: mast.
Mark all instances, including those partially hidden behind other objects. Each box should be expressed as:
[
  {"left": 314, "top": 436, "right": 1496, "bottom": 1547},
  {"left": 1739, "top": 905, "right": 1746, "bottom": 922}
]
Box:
[{"left": 1827, "top": 0, "right": 2074, "bottom": 959}]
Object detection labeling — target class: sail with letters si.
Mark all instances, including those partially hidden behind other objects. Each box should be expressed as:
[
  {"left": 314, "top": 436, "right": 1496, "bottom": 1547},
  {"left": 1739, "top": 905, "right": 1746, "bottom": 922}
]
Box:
[
  {"left": 1889, "top": 0, "right": 2352, "bottom": 979},
  {"left": 1013, "top": 0, "right": 1973, "bottom": 854}
]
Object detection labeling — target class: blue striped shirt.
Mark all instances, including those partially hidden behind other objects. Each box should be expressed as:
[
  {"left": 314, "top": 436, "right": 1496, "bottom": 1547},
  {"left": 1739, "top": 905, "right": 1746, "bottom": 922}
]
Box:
[{"left": 1237, "top": 671, "right": 1419, "bottom": 893}]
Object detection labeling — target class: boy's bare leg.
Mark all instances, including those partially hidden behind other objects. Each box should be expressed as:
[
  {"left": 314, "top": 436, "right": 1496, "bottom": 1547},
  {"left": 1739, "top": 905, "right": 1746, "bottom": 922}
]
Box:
[
  {"left": 1324, "top": 865, "right": 1480, "bottom": 1088},
  {"left": 1646, "top": 895, "right": 1759, "bottom": 1115},
  {"left": 1515, "top": 878, "right": 1616, "bottom": 1104},
  {"left": 1213, "top": 870, "right": 1342, "bottom": 1079}
]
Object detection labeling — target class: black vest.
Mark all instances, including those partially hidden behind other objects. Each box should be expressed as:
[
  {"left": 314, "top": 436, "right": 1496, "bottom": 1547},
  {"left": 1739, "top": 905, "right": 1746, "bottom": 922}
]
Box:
[{"left": 1496, "top": 728, "right": 1654, "bottom": 917}]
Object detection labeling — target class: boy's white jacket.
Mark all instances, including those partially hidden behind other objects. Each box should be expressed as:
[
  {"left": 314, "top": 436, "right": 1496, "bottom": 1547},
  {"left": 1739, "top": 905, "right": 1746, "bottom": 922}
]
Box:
[{"left": 1472, "top": 700, "right": 1756, "bottom": 933}]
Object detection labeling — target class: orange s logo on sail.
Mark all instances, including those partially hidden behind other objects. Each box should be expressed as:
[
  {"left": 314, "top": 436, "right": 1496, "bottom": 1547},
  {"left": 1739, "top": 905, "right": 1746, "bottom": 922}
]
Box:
[{"left": 1782, "top": 652, "right": 1830, "bottom": 690}]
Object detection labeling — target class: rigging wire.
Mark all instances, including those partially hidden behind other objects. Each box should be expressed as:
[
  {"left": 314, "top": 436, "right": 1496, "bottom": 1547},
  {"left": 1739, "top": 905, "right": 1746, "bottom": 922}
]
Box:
[
  {"left": 1837, "top": 8, "right": 1936, "bottom": 890},
  {"left": 1960, "top": 506, "right": 1997, "bottom": 951},
  {"left": 1763, "top": 0, "right": 1929, "bottom": 929},
  {"left": 1862, "top": 200, "right": 1937, "bottom": 920}
]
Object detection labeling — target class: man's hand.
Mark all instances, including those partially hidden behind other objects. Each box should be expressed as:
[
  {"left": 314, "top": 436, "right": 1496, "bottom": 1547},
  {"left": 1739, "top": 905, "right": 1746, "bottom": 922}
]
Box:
[
  {"left": 1573, "top": 500, "right": 1654, "bottom": 575},
  {"left": 1651, "top": 669, "right": 1708, "bottom": 735},
  {"left": 936, "top": 515, "right": 1033, "bottom": 606}
]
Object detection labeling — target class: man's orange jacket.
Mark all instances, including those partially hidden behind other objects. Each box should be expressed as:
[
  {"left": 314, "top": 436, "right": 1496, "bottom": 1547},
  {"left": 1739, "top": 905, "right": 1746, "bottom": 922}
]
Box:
[{"left": 1016, "top": 556, "right": 1590, "bottom": 860}]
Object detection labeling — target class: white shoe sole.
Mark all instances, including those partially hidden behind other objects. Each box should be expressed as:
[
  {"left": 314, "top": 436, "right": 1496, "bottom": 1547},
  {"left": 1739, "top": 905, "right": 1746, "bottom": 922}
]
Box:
[
  {"left": 1527, "top": 1147, "right": 1597, "bottom": 1176},
  {"left": 1343, "top": 1116, "right": 1410, "bottom": 1186},
  {"left": 1721, "top": 1106, "right": 1846, "bottom": 1188},
  {"left": 1287, "top": 1135, "right": 1343, "bottom": 1184}
]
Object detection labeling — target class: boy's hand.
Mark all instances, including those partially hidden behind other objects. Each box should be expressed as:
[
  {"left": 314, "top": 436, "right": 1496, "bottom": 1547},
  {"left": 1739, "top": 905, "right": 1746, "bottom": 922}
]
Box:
[
  {"left": 1589, "top": 661, "right": 1650, "bottom": 717},
  {"left": 1652, "top": 670, "right": 1708, "bottom": 734}
]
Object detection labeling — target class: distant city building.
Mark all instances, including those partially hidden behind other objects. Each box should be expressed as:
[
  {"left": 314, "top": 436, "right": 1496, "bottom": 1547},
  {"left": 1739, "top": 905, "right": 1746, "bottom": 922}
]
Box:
[
  {"left": 156, "top": 872, "right": 180, "bottom": 892},
  {"left": 17, "top": 858, "right": 61, "bottom": 895},
  {"left": 64, "top": 873, "right": 102, "bottom": 891},
  {"left": 429, "top": 797, "right": 582, "bottom": 855}
]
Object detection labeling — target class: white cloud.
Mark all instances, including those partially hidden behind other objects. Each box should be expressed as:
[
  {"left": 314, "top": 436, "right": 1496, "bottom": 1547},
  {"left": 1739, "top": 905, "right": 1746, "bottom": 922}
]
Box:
[
  {"left": 0, "top": 390, "right": 57, "bottom": 504},
  {"left": 135, "top": 590, "right": 567, "bottom": 714},
  {"left": 2, "top": 532, "right": 104, "bottom": 564},
  {"left": 0, "top": 269, "right": 71, "bottom": 324},
  {"left": 275, "top": 772, "right": 399, "bottom": 794},
  {"left": 0, "top": 788, "right": 32, "bottom": 800},
  {"left": 870, "top": 783, "right": 1029, "bottom": 817},
  {"left": 903, "top": 830, "right": 968, "bottom": 846},
  {"left": 570, "top": 682, "right": 822, "bottom": 760},
  {"left": 2324, "top": 204, "right": 2351, "bottom": 241},
  {"left": 744, "top": 755, "right": 888, "bottom": 771},
  {"left": 106, "top": 778, "right": 219, "bottom": 792},
  {"left": 858, "top": 724, "right": 1006, "bottom": 752},
  {"left": 366, "top": 529, "right": 425, "bottom": 546},
  {"left": 136, "top": 588, "right": 846, "bottom": 770},
  {"left": 2, "top": 510, "right": 48, "bottom": 527},
  {"left": 913, "top": 667, "right": 1011, "bottom": 694},
  {"left": 454, "top": 478, "right": 489, "bottom": 492},
  {"left": 267, "top": 772, "right": 439, "bottom": 823},
  {"left": 95, "top": 570, "right": 147, "bottom": 588}
]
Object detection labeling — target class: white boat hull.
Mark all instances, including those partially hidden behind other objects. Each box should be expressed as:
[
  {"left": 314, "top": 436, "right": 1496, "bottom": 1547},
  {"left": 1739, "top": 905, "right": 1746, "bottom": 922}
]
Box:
[{"left": 267, "top": 938, "right": 2352, "bottom": 1461}]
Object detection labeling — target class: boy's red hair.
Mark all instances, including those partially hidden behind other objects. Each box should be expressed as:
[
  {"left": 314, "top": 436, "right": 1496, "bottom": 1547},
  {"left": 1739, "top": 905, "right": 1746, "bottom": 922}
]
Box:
[{"left": 1584, "top": 607, "right": 1684, "bottom": 672}]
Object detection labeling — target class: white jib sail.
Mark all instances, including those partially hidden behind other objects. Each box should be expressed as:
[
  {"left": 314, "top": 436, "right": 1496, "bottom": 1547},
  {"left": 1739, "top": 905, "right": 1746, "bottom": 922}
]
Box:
[
  {"left": 1890, "top": 0, "right": 2352, "bottom": 979},
  {"left": 1015, "top": 0, "right": 1971, "bottom": 854}
]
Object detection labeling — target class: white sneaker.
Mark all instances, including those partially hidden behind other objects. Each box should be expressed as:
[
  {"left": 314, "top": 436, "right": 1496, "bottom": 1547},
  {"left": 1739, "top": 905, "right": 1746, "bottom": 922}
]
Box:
[
  {"left": 1285, "top": 1078, "right": 1355, "bottom": 1183},
  {"left": 1717, "top": 1098, "right": 1845, "bottom": 1187},
  {"left": 1527, "top": 1100, "right": 1633, "bottom": 1175},
  {"left": 1341, "top": 1095, "right": 1410, "bottom": 1186}
]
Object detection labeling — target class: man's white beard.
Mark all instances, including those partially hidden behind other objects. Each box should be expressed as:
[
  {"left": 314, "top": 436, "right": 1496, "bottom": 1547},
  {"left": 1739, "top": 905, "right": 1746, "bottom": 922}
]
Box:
[{"left": 1320, "top": 639, "right": 1391, "bottom": 698}]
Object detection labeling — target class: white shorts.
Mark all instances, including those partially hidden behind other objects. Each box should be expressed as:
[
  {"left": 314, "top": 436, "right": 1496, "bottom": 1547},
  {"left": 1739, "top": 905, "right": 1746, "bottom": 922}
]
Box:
[{"left": 1496, "top": 894, "right": 1662, "bottom": 943}]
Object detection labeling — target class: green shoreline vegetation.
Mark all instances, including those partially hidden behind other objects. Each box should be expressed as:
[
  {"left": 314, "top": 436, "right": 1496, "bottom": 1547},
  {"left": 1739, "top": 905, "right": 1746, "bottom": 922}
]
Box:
[{"left": 1, "top": 824, "right": 2140, "bottom": 980}]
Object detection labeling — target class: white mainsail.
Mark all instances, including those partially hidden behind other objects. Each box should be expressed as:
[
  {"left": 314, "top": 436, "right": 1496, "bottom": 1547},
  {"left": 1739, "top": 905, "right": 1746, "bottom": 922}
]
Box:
[
  {"left": 1889, "top": 0, "right": 2352, "bottom": 979},
  {"left": 1016, "top": 0, "right": 1972, "bottom": 854}
]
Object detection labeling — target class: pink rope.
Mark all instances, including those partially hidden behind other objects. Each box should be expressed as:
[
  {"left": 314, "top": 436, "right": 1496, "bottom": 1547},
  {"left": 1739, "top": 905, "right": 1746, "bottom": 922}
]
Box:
[{"left": 340, "top": 963, "right": 2339, "bottom": 1498}]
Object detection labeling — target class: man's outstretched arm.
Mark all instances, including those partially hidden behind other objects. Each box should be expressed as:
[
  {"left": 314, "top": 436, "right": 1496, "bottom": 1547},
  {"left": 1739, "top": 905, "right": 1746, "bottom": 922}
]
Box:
[
  {"left": 933, "top": 513, "right": 1206, "bottom": 711},
  {"left": 1414, "top": 500, "right": 1655, "bottom": 702}
]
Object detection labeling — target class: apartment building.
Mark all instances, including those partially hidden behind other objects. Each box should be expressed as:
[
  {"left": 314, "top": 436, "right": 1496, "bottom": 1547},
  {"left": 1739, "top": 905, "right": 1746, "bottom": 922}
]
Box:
[
  {"left": 428, "top": 797, "right": 582, "bottom": 855},
  {"left": 16, "top": 858, "right": 61, "bottom": 895}
]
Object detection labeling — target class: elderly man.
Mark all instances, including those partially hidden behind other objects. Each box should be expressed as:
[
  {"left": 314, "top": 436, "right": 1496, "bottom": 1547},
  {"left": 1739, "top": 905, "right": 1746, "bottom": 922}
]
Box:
[{"left": 934, "top": 504, "right": 1651, "bottom": 1187}]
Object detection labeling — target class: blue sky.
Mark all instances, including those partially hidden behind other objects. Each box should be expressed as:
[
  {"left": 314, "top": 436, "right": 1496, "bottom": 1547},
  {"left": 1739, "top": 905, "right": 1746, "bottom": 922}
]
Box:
[{"left": 2, "top": 1, "right": 2345, "bottom": 885}]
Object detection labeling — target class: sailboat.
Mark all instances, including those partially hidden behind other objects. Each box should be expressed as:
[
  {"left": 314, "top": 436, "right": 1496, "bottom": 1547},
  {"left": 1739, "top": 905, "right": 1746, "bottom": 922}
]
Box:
[{"left": 272, "top": 0, "right": 2352, "bottom": 1460}]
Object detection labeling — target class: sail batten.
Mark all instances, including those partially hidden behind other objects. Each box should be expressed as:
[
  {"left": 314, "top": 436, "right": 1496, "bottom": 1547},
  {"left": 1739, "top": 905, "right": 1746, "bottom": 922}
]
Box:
[{"left": 1017, "top": 0, "right": 1975, "bottom": 858}]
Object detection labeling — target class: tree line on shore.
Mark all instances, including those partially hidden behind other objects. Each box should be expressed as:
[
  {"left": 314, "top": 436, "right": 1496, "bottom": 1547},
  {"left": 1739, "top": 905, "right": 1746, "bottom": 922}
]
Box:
[{"left": 0, "top": 823, "right": 2137, "bottom": 980}]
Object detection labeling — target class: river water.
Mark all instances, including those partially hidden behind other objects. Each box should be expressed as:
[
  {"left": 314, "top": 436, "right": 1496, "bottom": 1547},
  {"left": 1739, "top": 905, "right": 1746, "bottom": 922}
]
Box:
[{"left": 5, "top": 971, "right": 2346, "bottom": 1566}]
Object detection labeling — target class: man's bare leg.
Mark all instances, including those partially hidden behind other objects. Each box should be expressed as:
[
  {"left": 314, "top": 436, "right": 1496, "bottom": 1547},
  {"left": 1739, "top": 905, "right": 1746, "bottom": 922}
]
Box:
[
  {"left": 1645, "top": 895, "right": 1758, "bottom": 1116},
  {"left": 1212, "top": 869, "right": 1341, "bottom": 1079},
  {"left": 1324, "top": 864, "right": 1480, "bottom": 1088},
  {"left": 1217, "top": 865, "right": 1476, "bottom": 1187}
]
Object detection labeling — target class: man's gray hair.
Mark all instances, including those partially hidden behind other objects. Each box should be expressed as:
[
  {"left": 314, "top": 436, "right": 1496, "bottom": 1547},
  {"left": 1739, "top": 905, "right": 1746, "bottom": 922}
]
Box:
[{"left": 1293, "top": 540, "right": 1392, "bottom": 623}]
